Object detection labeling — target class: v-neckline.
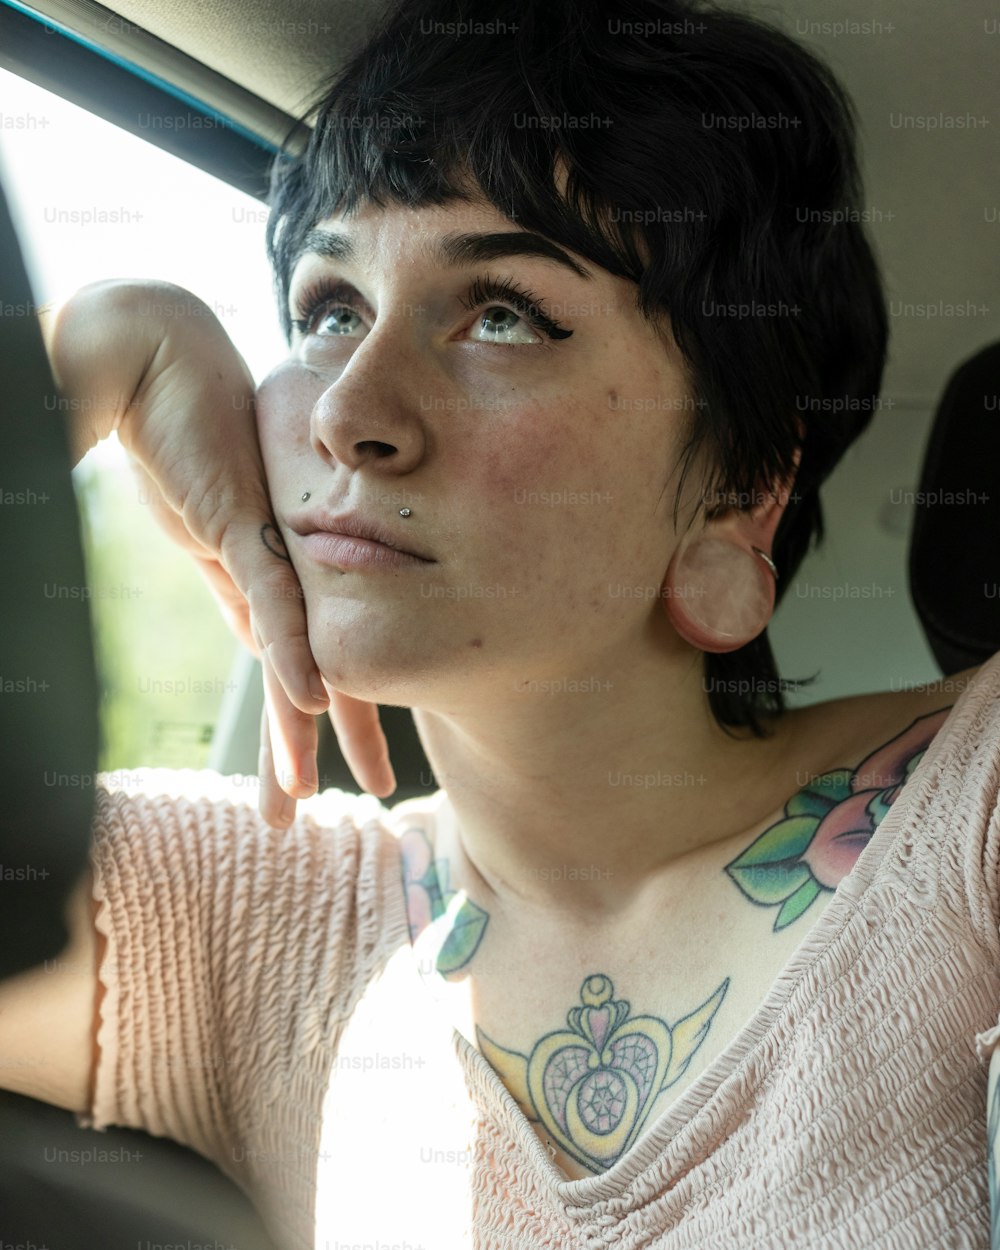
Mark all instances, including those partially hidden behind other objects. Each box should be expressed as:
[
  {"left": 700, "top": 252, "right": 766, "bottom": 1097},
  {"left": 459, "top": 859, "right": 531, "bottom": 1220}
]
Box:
[{"left": 386, "top": 670, "right": 982, "bottom": 1208}]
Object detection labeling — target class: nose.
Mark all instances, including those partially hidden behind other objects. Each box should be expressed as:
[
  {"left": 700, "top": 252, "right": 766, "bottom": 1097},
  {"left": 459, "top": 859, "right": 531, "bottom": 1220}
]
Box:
[{"left": 308, "top": 326, "right": 428, "bottom": 474}]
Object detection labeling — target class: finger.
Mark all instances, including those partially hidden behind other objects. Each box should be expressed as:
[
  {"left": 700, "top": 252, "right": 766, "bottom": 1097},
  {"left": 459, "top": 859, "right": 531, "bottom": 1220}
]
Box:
[
  {"left": 119, "top": 331, "right": 328, "bottom": 720},
  {"left": 325, "top": 686, "right": 397, "bottom": 798},
  {"left": 132, "top": 445, "right": 329, "bottom": 717},
  {"left": 211, "top": 502, "right": 331, "bottom": 718},
  {"left": 187, "top": 554, "right": 260, "bottom": 655},
  {"left": 257, "top": 699, "right": 297, "bottom": 828},
  {"left": 260, "top": 649, "right": 319, "bottom": 800},
  {"left": 126, "top": 457, "right": 261, "bottom": 655},
  {"left": 159, "top": 419, "right": 329, "bottom": 719},
  {"left": 129, "top": 456, "right": 215, "bottom": 559}
]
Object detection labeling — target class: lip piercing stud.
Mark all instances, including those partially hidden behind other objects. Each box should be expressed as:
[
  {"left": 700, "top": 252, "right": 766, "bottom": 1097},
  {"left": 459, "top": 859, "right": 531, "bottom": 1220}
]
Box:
[
  {"left": 301, "top": 491, "right": 311, "bottom": 502},
  {"left": 399, "top": 508, "right": 411, "bottom": 517}
]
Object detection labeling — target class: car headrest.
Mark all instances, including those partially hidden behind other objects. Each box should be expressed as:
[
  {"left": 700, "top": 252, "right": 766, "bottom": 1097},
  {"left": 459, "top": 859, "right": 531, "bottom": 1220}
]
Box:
[
  {"left": 909, "top": 341, "right": 1000, "bottom": 675},
  {"left": 0, "top": 176, "right": 100, "bottom": 981}
]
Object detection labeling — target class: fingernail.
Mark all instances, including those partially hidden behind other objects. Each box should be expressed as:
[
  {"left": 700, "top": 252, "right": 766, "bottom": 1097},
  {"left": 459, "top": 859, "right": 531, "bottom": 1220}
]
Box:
[
  {"left": 309, "top": 672, "right": 329, "bottom": 703},
  {"left": 278, "top": 794, "right": 296, "bottom": 825}
]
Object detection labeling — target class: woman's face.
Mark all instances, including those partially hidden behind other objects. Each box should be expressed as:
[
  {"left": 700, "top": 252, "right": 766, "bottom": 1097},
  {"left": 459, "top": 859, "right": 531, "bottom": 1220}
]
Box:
[{"left": 255, "top": 192, "right": 701, "bottom": 709}]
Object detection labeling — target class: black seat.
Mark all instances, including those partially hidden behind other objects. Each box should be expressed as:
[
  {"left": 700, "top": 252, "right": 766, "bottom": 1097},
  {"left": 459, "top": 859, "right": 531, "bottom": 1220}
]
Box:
[
  {"left": 0, "top": 1088, "right": 280, "bottom": 1250},
  {"left": 0, "top": 173, "right": 278, "bottom": 1250},
  {"left": 909, "top": 340, "right": 1000, "bottom": 674}
]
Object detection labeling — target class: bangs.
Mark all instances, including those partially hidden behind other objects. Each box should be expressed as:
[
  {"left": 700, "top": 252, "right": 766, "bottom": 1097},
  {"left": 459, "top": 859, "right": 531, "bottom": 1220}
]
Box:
[
  {"left": 264, "top": 0, "right": 889, "bottom": 735},
  {"left": 265, "top": 0, "right": 824, "bottom": 341}
]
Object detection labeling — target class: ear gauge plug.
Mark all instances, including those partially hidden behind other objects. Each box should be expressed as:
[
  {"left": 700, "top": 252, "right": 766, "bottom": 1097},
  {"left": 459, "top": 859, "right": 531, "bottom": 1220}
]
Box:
[{"left": 662, "top": 538, "right": 778, "bottom": 652}]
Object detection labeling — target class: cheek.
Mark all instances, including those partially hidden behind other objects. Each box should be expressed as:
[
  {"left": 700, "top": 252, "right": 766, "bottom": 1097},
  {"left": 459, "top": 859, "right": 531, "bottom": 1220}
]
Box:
[
  {"left": 461, "top": 401, "right": 671, "bottom": 609},
  {"left": 462, "top": 391, "right": 585, "bottom": 493},
  {"left": 254, "top": 362, "right": 322, "bottom": 474},
  {"left": 458, "top": 406, "right": 624, "bottom": 579}
]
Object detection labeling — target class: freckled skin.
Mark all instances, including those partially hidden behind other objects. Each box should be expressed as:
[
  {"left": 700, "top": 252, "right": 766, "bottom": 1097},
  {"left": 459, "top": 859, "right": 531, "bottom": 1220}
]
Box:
[
  {"left": 405, "top": 705, "right": 953, "bottom": 1178},
  {"left": 253, "top": 194, "right": 694, "bottom": 718}
]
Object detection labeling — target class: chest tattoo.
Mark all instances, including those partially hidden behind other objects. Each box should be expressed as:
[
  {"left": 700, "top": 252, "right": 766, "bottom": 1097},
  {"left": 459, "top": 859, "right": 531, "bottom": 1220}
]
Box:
[
  {"left": 477, "top": 971, "right": 729, "bottom": 1174},
  {"left": 394, "top": 704, "right": 950, "bottom": 1176}
]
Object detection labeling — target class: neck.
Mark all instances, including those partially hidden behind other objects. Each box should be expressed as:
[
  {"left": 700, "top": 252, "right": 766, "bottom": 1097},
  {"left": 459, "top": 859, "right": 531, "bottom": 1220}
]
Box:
[{"left": 411, "top": 649, "right": 799, "bottom": 923}]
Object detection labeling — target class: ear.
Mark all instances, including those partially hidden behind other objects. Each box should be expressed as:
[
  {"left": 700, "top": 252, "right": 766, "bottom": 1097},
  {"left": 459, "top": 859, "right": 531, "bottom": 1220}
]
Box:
[{"left": 706, "top": 444, "right": 802, "bottom": 556}]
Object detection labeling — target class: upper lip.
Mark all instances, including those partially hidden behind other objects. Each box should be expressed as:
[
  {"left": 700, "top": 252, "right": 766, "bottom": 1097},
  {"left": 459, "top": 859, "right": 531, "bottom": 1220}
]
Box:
[{"left": 288, "top": 508, "right": 434, "bottom": 561}]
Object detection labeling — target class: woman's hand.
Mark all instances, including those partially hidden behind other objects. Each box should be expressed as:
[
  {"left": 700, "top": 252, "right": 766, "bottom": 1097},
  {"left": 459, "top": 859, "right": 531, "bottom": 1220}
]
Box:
[
  {"left": 43, "top": 279, "right": 396, "bottom": 822},
  {"left": 257, "top": 655, "right": 397, "bottom": 825},
  {"left": 129, "top": 454, "right": 397, "bottom": 820}
]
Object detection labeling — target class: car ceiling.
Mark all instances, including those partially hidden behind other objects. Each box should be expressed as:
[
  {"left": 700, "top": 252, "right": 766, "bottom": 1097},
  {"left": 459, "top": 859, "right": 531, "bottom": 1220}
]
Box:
[
  {"left": 112, "top": 0, "right": 394, "bottom": 120},
  {"left": 30, "top": 0, "right": 997, "bottom": 413},
  {"left": 15, "top": 0, "right": 1000, "bottom": 695}
]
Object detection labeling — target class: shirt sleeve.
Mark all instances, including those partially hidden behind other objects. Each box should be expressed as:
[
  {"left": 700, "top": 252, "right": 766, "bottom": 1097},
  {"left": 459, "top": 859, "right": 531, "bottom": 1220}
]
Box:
[
  {"left": 73, "top": 768, "right": 408, "bottom": 1187},
  {"left": 965, "top": 654, "right": 1000, "bottom": 1062}
]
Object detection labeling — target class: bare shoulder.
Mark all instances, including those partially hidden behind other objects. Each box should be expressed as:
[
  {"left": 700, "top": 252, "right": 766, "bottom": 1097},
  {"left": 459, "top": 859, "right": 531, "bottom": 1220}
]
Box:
[
  {"left": 793, "top": 661, "right": 985, "bottom": 776},
  {"left": 859, "top": 661, "right": 983, "bottom": 735}
]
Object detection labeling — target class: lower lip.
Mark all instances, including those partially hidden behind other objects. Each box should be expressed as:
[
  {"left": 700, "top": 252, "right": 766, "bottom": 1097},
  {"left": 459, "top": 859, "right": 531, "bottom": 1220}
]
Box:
[{"left": 298, "top": 531, "right": 432, "bottom": 570}]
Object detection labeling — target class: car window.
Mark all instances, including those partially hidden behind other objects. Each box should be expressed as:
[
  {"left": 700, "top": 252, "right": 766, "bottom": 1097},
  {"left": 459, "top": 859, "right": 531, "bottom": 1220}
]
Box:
[{"left": 0, "top": 66, "right": 284, "bottom": 771}]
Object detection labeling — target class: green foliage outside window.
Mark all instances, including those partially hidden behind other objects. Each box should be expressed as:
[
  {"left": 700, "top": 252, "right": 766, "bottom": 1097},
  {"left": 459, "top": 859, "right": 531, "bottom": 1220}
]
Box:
[{"left": 73, "top": 454, "right": 238, "bottom": 772}]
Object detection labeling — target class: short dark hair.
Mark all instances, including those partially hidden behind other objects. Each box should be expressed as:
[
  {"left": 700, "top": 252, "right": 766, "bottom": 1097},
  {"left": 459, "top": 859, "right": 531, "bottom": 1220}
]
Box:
[{"left": 266, "top": 0, "right": 889, "bottom": 737}]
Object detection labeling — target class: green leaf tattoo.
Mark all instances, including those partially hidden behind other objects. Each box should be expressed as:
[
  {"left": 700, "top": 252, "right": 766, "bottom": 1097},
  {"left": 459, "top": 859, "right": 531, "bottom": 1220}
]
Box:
[
  {"left": 435, "top": 896, "right": 490, "bottom": 976},
  {"left": 399, "top": 826, "right": 489, "bottom": 977},
  {"left": 724, "top": 707, "right": 950, "bottom": 932}
]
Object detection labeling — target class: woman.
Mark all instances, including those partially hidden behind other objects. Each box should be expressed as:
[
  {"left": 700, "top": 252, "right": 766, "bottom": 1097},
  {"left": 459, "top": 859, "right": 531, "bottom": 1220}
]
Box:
[{"left": 6, "top": 0, "right": 1000, "bottom": 1245}]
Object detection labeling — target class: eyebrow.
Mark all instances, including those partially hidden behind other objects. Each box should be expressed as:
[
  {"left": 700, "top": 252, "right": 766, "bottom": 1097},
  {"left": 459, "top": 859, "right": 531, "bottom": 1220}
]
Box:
[{"left": 293, "top": 228, "right": 594, "bottom": 282}]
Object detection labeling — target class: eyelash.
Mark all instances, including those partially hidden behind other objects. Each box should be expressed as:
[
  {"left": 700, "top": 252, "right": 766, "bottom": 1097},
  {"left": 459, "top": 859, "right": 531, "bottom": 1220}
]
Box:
[{"left": 290, "top": 273, "right": 573, "bottom": 342}]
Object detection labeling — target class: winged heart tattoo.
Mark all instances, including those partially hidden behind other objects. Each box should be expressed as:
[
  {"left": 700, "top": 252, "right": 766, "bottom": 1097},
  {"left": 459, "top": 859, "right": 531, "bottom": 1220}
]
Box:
[{"left": 477, "top": 972, "right": 729, "bottom": 1172}]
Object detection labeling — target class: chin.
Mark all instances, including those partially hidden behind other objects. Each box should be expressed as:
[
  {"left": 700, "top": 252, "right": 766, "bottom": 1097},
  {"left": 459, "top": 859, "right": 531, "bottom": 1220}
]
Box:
[
  {"left": 309, "top": 633, "right": 423, "bottom": 705},
  {"left": 311, "top": 632, "right": 473, "bottom": 712}
]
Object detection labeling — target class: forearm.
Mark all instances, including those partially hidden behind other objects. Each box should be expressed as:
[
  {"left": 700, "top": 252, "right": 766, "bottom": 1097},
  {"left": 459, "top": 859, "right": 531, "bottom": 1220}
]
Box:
[{"left": 37, "top": 280, "right": 178, "bottom": 468}]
